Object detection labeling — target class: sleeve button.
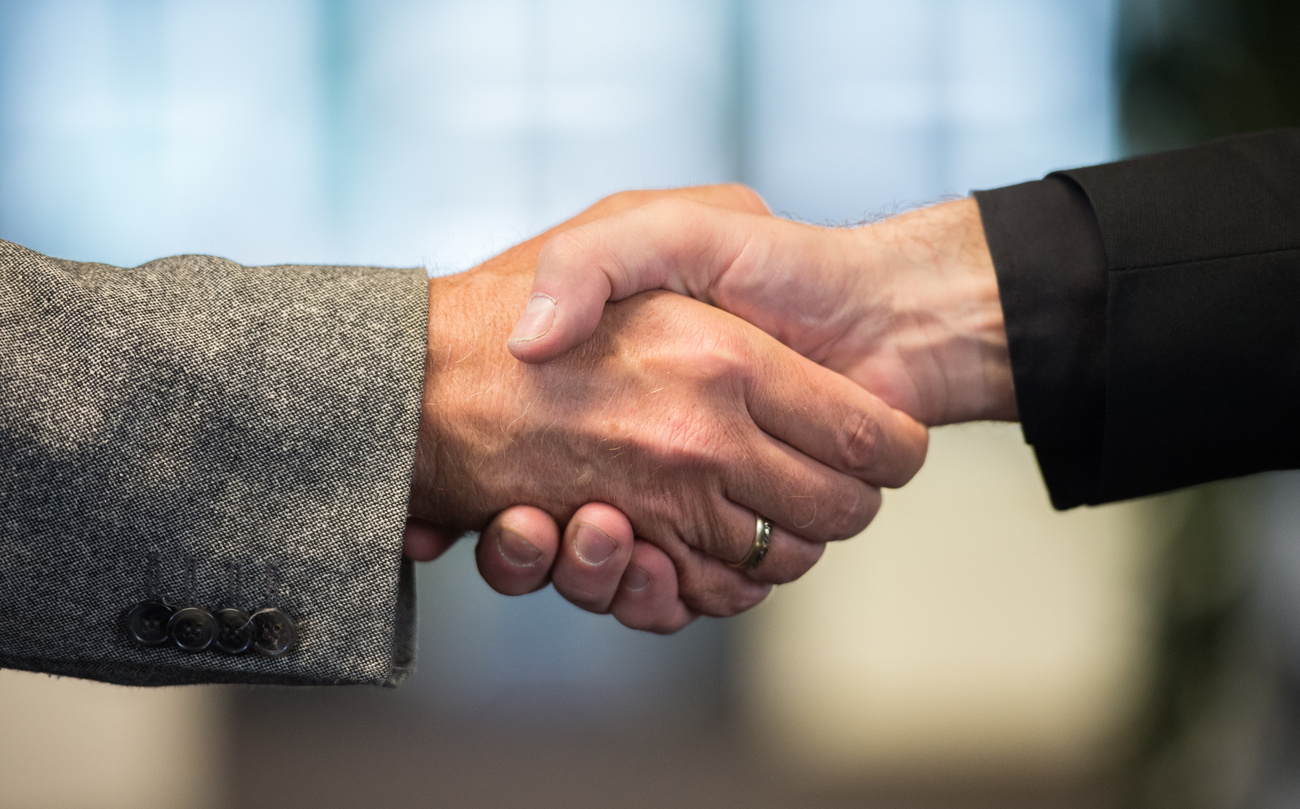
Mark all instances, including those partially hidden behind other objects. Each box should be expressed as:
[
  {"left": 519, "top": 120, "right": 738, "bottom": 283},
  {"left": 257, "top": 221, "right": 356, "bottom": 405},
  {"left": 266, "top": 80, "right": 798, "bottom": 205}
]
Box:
[
  {"left": 168, "top": 607, "right": 217, "bottom": 652},
  {"left": 213, "top": 608, "right": 254, "bottom": 655},
  {"left": 251, "top": 608, "right": 297, "bottom": 657},
  {"left": 126, "top": 601, "right": 174, "bottom": 647}
]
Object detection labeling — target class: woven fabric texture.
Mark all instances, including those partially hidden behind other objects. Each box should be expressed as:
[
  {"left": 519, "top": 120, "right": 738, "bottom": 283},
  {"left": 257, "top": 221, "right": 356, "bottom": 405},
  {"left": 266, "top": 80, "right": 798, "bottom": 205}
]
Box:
[{"left": 0, "top": 239, "right": 427, "bottom": 686}]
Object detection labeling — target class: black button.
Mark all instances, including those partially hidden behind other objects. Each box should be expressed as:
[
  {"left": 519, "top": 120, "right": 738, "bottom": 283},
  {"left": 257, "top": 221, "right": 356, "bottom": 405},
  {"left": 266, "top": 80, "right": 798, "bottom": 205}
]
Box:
[
  {"left": 213, "top": 608, "right": 254, "bottom": 655},
  {"left": 251, "top": 608, "right": 297, "bottom": 657},
  {"left": 168, "top": 607, "right": 217, "bottom": 652},
  {"left": 126, "top": 601, "right": 174, "bottom": 647}
]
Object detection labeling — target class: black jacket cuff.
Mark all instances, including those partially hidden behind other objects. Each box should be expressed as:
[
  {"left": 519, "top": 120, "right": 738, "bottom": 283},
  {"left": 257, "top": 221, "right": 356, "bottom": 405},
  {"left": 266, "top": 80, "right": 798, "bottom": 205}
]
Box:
[
  {"left": 974, "top": 177, "right": 1108, "bottom": 509},
  {"left": 977, "top": 130, "right": 1300, "bottom": 508}
]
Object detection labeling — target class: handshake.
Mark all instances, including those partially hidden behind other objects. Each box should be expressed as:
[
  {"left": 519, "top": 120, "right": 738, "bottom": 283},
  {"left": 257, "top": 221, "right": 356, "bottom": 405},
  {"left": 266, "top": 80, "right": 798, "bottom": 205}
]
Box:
[
  {"left": 0, "top": 133, "right": 1280, "bottom": 685},
  {"left": 401, "top": 184, "right": 1015, "bottom": 633}
]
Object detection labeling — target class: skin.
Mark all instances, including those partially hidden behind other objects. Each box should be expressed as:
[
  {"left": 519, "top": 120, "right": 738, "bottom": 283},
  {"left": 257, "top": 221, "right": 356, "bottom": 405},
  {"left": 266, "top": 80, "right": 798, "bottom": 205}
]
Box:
[
  {"left": 401, "top": 186, "right": 928, "bottom": 623},
  {"left": 470, "top": 193, "right": 1014, "bottom": 633},
  {"left": 511, "top": 195, "right": 1014, "bottom": 425}
]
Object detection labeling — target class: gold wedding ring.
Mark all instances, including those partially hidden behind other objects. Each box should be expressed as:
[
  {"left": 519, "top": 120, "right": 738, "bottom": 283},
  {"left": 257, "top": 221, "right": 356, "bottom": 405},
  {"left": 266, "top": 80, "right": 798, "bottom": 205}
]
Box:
[{"left": 728, "top": 513, "right": 773, "bottom": 570}]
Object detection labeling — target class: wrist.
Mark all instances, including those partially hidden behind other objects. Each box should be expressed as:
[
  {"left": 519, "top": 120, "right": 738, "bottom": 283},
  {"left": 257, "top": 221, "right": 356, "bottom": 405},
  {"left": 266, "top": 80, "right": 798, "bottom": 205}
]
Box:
[
  {"left": 408, "top": 265, "right": 549, "bottom": 531},
  {"left": 408, "top": 275, "right": 452, "bottom": 525},
  {"left": 855, "top": 197, "right": 1016, "bottom": 424}
]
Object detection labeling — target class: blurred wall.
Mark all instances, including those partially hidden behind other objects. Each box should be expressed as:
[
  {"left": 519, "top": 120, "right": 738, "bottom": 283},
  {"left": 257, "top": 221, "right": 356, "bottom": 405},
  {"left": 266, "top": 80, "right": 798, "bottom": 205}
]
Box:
[
  {"left": 743, "top": 425, "right": 1160, "bottom": 790},
  {"left": 0, "top": 670, "right": 222, "bottom": 809}
]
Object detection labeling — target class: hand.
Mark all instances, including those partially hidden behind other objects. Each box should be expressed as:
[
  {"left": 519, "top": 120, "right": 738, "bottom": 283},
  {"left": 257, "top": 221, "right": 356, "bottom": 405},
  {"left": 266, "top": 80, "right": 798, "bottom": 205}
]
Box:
[
  {"left": 508, "top": 195, "right": 1014, "bottom": 426},
  {"left": 403, "top": 188, "right": 929, "bottom": 624},
  {"left": 403, "top": 183, "right": 769, "bottom": 567},
  {"left": 473, "top": 193, "right": 1011, "bottom": 633}
]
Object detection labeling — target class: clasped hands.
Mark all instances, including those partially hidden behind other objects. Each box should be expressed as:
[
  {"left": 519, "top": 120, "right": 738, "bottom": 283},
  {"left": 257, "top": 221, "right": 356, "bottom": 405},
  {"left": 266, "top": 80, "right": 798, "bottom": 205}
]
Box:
[{"left": 403, "top": 185, "right": 1014, "bottom": 633}]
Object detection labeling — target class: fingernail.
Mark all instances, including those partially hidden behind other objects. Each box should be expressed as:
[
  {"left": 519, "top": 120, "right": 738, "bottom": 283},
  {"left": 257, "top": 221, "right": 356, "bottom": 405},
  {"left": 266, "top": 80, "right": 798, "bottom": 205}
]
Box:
[
  {"left": 497, "top": 526, "right": 543, "bottom": 567},
  {"left": 622, "top": 564, "right": 651, "bottom": 592},
  {"left": 508, "top": 294, "right": 556, "bottom": 344},
  {"left": 573, "top": 522, "right": 617, "bottom": 566}
]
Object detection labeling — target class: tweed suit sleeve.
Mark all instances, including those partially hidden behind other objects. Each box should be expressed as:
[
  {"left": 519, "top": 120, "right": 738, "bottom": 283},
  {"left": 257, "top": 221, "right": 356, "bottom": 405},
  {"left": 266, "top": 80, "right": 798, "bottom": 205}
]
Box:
[{"left": 0, "top": 239, "right": 428, "bottom": 686}]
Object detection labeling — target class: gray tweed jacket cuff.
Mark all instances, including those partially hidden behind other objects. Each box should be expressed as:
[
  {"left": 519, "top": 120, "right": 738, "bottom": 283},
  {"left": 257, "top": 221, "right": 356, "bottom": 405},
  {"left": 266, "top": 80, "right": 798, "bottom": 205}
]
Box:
[{"left": 0, "top": 239, "right": 428, "bottom": 686}]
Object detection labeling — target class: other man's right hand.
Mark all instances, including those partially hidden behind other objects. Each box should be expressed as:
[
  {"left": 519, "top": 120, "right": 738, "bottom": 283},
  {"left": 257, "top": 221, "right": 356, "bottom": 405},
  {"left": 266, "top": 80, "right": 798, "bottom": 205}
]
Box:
[
  {"left": 404, "top": 191, "right": 928, "bottom": 629},
  {"left": 475, "top": 192, "right": 1017, "bottom": 631}
]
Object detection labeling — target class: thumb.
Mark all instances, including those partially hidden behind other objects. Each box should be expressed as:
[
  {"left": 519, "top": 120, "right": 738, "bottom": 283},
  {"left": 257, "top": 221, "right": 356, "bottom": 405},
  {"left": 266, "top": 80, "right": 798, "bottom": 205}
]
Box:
[{"left": 507, "top": 199, "right": 751, "bottom": 363}]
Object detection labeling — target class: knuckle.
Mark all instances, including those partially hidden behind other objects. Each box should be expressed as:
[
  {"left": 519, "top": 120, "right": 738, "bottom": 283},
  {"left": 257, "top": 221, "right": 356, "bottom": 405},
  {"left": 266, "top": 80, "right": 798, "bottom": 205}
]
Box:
[
  {"left": 698, "top": 503, "right": 743, "bottom": 561},
  {"left": 647, "top": 403, "right": 752, "bottom": 480},
  {"left": 653, "top": 413, "right": 721, "bottom": 469},
  {"left": 602, "top": 188, "right": 641, "bottom": 205},
  {"left": 594, "top": 189, "right": 652, "bottom": 215},
  {"left": 676, "top": 567, "right": 770, "bottom": 618},
  {"left": 675, "top": 327, "right": 751, "bottom": 386},
  {"left": 537, "top": 229, "right": 592, "bottom": 270},
  {"left": 717, "top": 183, "right": 770, "bottom": 214},
  {"left": 751, "top": 542, "right": 823, "bottom": 586},
  {"left": 823, "top": 485, "right": 876, "bottom": 541},
  {"left": 678, "top": 584, "right": 722, "bottom": 616},
  {"left": 643, "top": 197, "right": 711, "bottom": 237},
  {"left": 839, "top": 410, "right": 883, "bottom": 475},
  {"left": 642, "top": 195, "right": 695, "bottom": 216}
]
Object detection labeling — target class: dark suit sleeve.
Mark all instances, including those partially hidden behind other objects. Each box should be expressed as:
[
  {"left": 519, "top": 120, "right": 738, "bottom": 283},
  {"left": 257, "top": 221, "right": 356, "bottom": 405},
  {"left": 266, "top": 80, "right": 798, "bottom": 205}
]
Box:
[
  {"left": 974, "top": 129, "right": 1300, "bottom": 508},
  {"left": 0, "top": 241, "right": 427, "bottom": 685}
]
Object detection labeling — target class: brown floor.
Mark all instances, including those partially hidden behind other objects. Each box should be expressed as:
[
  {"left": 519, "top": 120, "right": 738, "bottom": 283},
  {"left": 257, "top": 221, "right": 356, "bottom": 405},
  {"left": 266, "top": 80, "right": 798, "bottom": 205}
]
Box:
[{"left": 224, "top": 686, "right": 1117, "bottom": 809}]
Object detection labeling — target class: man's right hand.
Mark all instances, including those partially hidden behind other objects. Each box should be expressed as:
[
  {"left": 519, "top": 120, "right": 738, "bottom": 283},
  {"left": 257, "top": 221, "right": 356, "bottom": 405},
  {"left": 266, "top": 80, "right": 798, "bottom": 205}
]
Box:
[
  {"left": 404, "top": 195, "right": 928, "bottom": 628},
  {"left": 474, "top": 192, "right": 1017, "bottom": 632}
]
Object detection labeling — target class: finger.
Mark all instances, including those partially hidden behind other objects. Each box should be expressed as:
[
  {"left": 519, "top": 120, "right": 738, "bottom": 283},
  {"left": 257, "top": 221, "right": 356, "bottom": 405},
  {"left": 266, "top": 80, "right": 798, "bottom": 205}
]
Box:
[
  {"left": 726, "top": 434, "right": 885, "bottom": 545},
  {"left": 732, "top": 518, "right": 827, "bottom": 586},
  {"left": 403, "top": 519, "right": 464, "bottom": 562},
  {"left": 671, "top": 546, "right": 774, "bottom": 617},
  {"left": 475, "top": 506, "right": 561, "bottom": 596},
  {"left": 609, "top": 541, "right": 696, "bottom": 634},
  {"left": 633, "top": 519, "right": 773, "bottom": 618},
  {"left": 551, "top": 502, "right": 636, "bottom": 614},
  {"left": 546, "top": 498, "right": 798, "bottom": 620},
  {"left": 508, "top": 198, "right": 769, "bottom": 363},
  {"left": 685, "top": 495, "right": 830, "bottom": 585},
  {"left": 746, "top": 346, "right": 930, "bottom": 488}
]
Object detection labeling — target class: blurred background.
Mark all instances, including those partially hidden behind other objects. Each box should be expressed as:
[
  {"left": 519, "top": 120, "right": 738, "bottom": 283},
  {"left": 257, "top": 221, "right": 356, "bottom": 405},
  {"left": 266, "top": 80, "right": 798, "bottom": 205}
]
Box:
[{"left": 1, "top": 1, "right": 1298, "bottom": 807}]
